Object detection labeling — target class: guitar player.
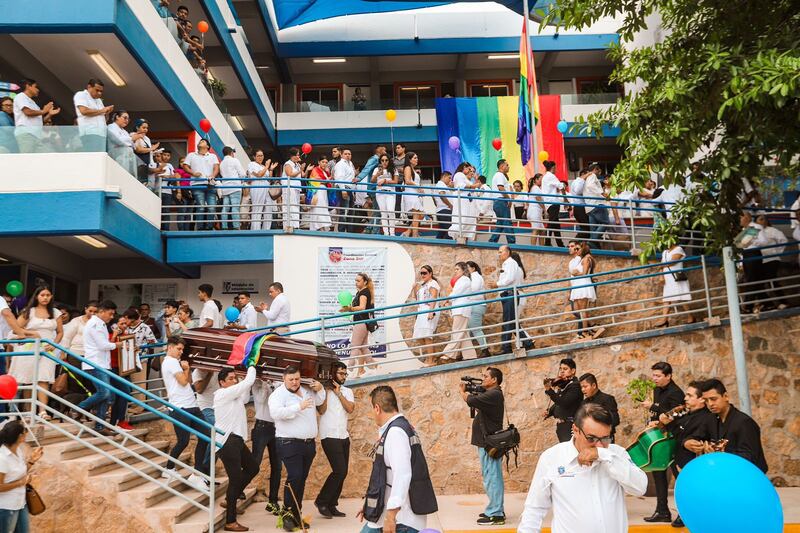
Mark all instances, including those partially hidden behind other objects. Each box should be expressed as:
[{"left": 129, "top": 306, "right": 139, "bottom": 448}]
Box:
[{"left": 644, "top": 362, "right": 684, "bottom": 524}]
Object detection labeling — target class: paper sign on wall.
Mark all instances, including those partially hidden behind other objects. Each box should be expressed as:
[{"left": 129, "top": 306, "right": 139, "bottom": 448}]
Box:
[{"left": 222, "top": 280, "right": 260, "bottom": 294}]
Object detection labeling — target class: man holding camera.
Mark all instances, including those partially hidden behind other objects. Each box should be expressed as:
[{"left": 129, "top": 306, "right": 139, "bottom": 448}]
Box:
[{"left": 459, "top": 367, "right": 506, "bottom": 526}]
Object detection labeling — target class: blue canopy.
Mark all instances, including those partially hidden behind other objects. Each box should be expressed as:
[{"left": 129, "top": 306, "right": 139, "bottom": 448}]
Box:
[{"left": 272, "top": 0, "right": 555, "bottom": 29}]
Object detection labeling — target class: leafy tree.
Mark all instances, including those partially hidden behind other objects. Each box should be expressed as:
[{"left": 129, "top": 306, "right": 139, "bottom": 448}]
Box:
[{"left": 541, "top": 1, "right": 800, "bottom": 258}]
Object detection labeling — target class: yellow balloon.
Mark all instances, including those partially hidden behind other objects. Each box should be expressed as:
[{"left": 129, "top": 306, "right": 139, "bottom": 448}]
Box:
[
  {"left": 538, "top": 150, "right": 549, "bottom": 162},
  {"left": 385, "top": 109, "right": 397, "bottom": 122}
]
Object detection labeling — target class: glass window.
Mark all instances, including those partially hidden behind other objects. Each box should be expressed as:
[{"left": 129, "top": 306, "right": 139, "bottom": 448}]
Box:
[
  {"left": 397, "top": 85, "right": 437, "bottom": 109},
  {"left": 299, "top": 88, "right": 340, "bottom": 111},
  {"left": 469, "top": 83, "right": 510, "bottom": 97},
  {"left": 265, "top": 87, "right": 279, "bottom": 111}
]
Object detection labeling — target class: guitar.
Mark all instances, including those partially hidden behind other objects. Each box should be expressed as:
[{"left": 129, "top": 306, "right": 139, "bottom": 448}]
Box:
[{"left": 626, "top": 405, "right": 690, "bottom": 472}]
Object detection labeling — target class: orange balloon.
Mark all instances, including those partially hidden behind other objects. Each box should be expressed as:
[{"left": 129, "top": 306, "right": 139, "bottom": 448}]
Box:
[
  {"left": 538, "top": 150, "right": 549, "bottom": 162},
  {"left": 197, "top": 20, "right": 209, "bottom": 33}
]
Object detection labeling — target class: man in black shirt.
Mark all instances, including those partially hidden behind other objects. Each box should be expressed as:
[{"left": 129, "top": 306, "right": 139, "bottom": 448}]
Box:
[
  {"left": 578, "top": 373, "right": 619, "bottom": 441},
  {"left": 544, "top": 358, "right": 582, "bottom": 442},
  {"left": 460, "top": 367, "right": 505, "bottom": 526},
  {"left": 701, "top": 378, "right": 768, "bottom": 473},
  {"left": 660, "top": 380, "right": 716, "bottom": 528},
  {"left": 645, "top": 361, "right": 685, "bottom": 523}
]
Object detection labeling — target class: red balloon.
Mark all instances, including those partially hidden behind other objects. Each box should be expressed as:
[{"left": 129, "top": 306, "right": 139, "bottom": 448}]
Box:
[
  {"left": 492, "top": 138, "right": 502, "bottom": 151},
  {"left": 197, "top": 20, "right": 209, "bottom": 34},
  {"left": 302, "top": 142, "right": 313, "bottom": 155},
  {"left": 0, "top": 374, "right": 18, "bottom": 400},
  {"left": 199, "top": 118, "right": 211, "bottom": 133},
  {"left": 450, "top": 275, "right": 458, "bottom": 288}
]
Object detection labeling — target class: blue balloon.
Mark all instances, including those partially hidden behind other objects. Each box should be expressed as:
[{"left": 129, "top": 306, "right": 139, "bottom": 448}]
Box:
[
  {"left": 675, "top": 452, "right": 782, "bottom": 533},
  {"left": 557, "top": 120, "right": 569, "bottom": 134},
  {"left": 224, "top": 306, "right": 240, "bottom": 323}
]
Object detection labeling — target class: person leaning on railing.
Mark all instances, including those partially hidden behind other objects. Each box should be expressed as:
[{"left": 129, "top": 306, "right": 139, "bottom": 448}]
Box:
[{"left": 0, "top": 420, "right": 44, "bottom": 533}]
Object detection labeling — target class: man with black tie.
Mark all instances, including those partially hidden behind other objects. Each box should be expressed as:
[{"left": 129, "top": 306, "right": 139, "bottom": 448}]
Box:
[
  {"left": 644, "top": 361, "right": 684, "bottom": 523},
  {"left": 543, "top": 358, "right": 582, "bottom": 442},
  {"left": 579, "top": 373, "right": 619, "bottom": 441}
]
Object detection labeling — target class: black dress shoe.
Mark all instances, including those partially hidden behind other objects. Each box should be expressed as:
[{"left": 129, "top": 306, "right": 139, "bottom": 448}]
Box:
[
  {"left": 330, "top": 507, "right": 346, "bottom": 517},
  {"left": 672, "top": 515, "right": 685, "bottom": 528},
  {"left": 522, "top": 340, "right": 534, "bottom": 350},
  {"left": 315, "top": 503, "right": 333, "bottom": 519},
  {"left": 282, "top": 516, "right": 297, "bottom": 532},
  {"left": 644, "top": 512, "right": 672, "bottom": 523}
]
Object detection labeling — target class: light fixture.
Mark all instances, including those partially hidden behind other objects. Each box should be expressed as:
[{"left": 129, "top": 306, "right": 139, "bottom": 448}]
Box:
[
  {"left": 74, "top": 235, "right": 108, "bottom": 249},
  {"left": 312, "top": 58, "right": 346, "bottom": 63},
  {"left": 400, "top": 86, "right": 431, "bottom": 91},
  {"left": 86, "top": 50, "right": 126, "bottom": 87},
  {"left": 229, "top": 115, "right": 244, "bottom": 131},
  {"left": 256, "top": 65, "right": 270, "bottom": 69},
  {"left": 0, "top": 257, "right": 8, "bottom": 263},
  {"left": 487, "top": 54, "right": 518, "bottom": 60},
  {"left": 482, "top": 84, "right": 508, "bottom": 89}
]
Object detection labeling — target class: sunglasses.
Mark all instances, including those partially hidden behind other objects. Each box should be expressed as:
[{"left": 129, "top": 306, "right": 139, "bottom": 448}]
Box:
[
  {"left": 577, "top": 425, "right": 612, "bottom": 445},
  {"left": 419, "top": 271, "right": 430, "bottom": 276}
]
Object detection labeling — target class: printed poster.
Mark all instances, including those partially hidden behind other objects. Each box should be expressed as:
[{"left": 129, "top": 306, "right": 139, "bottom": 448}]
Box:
[{"left": 317, "top": 247, "right": 386, "bottom": 357}]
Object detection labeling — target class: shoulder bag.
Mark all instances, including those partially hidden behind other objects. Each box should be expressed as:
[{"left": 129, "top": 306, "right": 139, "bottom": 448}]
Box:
[{"left": 26, "top": 483, "right": 46, "bottom": 515}]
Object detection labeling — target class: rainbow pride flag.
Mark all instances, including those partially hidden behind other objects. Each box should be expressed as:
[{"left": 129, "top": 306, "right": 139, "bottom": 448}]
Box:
[
  {"left": 518, "top": 19, "right": 544, "bottom": 175},
  {"left": 228, "top": 332, "right": 273, "bottom": 367}
]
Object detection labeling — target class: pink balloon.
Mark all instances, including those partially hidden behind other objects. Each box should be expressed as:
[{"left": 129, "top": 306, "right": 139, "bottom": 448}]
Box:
[{"left": 448, "top": 136, "right": 460, "bottom": 151}]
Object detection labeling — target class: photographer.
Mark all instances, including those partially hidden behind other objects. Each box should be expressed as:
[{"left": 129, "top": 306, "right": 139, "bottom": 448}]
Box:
[
  {"left": 459, "top": 367, "right": 505, "bottom": 526},
  {"left": 543, "top": 358, "right": 582, "bottom": 442}
]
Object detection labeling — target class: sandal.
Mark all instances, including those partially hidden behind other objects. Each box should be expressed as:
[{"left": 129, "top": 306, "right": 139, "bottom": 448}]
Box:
[{"left": 38, "top": 411, "right": 51, "bottom": 421}]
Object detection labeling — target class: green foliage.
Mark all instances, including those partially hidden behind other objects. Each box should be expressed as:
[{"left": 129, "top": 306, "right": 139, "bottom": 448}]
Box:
[
  {"left": 541, "top": 1, "right": 800, "bottom": 259},
  {"left": 626, "top": 377, "right": 656, "bottom": 404}
]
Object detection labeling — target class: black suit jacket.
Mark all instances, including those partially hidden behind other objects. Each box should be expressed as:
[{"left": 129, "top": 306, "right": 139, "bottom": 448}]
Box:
[
  {"left": 650, "top": 380, "right": 684, "bottom": 421},
  {"left": 545, "top": 378, "right": 582, "bottom": 421},
  {"left": 582, "top": 390, "right": 620, "bottom": 429},
  {"left": 712, "top": 406, "right": 768, "bottom": 473}
]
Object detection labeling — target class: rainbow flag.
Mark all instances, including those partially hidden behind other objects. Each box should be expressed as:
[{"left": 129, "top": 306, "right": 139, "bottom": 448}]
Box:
[
  {"left": 228, "top": 332, "right": 273, "bottom": 367},
  {"left": 518, "top": 20, "right": 544, "bottom": 175}
]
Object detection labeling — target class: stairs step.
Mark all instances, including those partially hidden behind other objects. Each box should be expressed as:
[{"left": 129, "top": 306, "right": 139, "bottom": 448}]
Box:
[
  {"left": 25, "top": 420, "right": 87, "bottom": 445},
  {"left": 126, "top": 470, "right": 228, "bottom": 508},
  {"left": 173, "top": 487, "right": 258, "bottom": 533},
  {"left": 148, "top": 477, "right": 230, "bottom": 524},
  {"left": 71, "top": 440, "right": 171, "bottom": 475},
  {"left": 94, "top": 450, "right": 192, "bottom": 491},
  {"left": 55, "top": 428, "right": 151, "bottom": 460}
]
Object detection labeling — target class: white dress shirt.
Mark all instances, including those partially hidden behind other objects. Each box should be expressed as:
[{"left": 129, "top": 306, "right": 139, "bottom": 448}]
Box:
[
  {"left": 252, "top": 380, "right": 275, "bottom": 422},
  {"left": 333, "top": 159, "right": 356, "bottom": 189},
  {"left": 192, "top": 368, "right": 220, "bottom": 411},
  {"left": 760, "top": 225, "right": 787, "bottom": 262},
  {"left": 582, "top": 174, "right": 605, "bottom": 213},
  {"left": 449, "top": 275, "right": 473, "bottom": 318},
  {"left": 219, "top": 155, "right": 247, "bottom": 196},
  {"left": 237, "top": 302, "right": 258, "bottom": 330},
  {"left": 83, "top": 315, "right": 115, "bottom": 370},
  {"left": 541, "top": 172, "right": 565, "bottom": 211},
  {"left": 268, "top": 383, "right": 326, "bottom": 439},
  {"left": 569, "top": 176, "right": 586, "bottom": 204},
  {"left": 318, "top": 385, "right": 354, "bottom": 440},
  {"left": 517, "top": 440, "right": 648, "bottom": 533},
  {"left": 262, "top": 293, "right": 291, "bottom": 328},
  {"left": 497, "top": 257, "right": 521, "bottom": 289},
  {"left": 73, "top": 89, "right": 106, "bottom": 135},
  {"left": 366, "top": 414, "right": 426, "bottom": 532},
  {"left": 0, "top": 445, "right": 27, "bottom": 510},
  {"left": 469, "top": 272, "right": 486, "bottom": 303},
  {"left": 213, "top": 366, "right": 257, "bottom": 444},
  {"left": 184, "top": 151, "right": 219, "bottom": 185},
  {"left": 200, "top": 300, "right": 223, "bottom": 328}
]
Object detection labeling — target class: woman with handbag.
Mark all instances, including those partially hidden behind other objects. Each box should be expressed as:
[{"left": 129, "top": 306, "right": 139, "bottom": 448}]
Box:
[
  {"left": 653, "top": 244, "right": 695, "bottom": 327},
  {"left": 339, "top": 272, "right": 375, "bottom": 377},
  {"left": 0, "top": 420, "right": 44, "bottom": 532}
]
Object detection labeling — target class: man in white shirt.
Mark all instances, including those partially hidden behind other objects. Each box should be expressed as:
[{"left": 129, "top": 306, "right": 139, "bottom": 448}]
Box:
[
  {"left": 219, "top": 146, "right": 247, "bottom": 230},
  {"left": 161, "top": 336, "right": 210, "bottom": 490},
  {"left": 214, "top": 366, "right": 259, "bottom": 532},
  {"left": 13, "top": 79, "right": 60, "bottom": 153},
  {"left": 228, "top": 292, "right": 257, "bottom": 330},
  {"left": 257, "top": 282, "right": 290, "bottom": 334},
  {"left": 517, "top": 403, "right": 647, "bottom": 533},
  {"left": 252, "top": 379, "right": 282, "bottom": 514},
  {"left": 333, "top": 148, "right": 358, "bottom": 232},
  {"left": 269, "top": 366, "right": 326, "bottom": 531},
  {"left": 489, "top": 159, "right": 516, "bottom": 244},
  {"left": 755, "top": 213, "right": 789, "bottom": 309},
  {"left": 198, "top": 283, "right": 223, "bottom": 328},
  {"left": 314, "top": 362, "right": 355, "bottom": 519},
  {"left": 496, "top": 246, "right": 534, "bottom": 355},
  {"left": 192, "top": 367, "right": 220, "bottom": 473},
  {"left": 358, "top": 386, "right": 434, "bottom": 533},
  {"left": 570, "top": 168, "right": 590, "bottom": 240},
  {"left": 434, "top": 172, "right": 453, "bottom": 239},
  {"left": 583, "top": 165, "right": 610, "bottom": 247},
  {"left": 75, "top": 300, "right": 121, "bottom": 435},
  {"left": 541, "top": 162, "right": 566, "bottom": 247},
  {"left": 182, "top": 139, "right": 220, "bottom": 230},
  {"left": 73, "top": 78, "right": 113, "bottom": 152}
]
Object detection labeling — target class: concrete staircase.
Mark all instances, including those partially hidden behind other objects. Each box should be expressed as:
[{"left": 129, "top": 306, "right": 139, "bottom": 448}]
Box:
[{"left": 32, "top": 422, "right": 257, "bottom": 532}]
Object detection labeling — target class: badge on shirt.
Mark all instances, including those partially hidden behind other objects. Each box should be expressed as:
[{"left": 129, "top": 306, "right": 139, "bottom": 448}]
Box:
[{"left": 558, "top": 466, "right": 565, "bottom": 475}]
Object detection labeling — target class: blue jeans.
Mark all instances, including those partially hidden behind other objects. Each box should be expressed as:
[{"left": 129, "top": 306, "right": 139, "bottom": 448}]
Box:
[
  {"left": 0, "top": 506, "right": 30, "bottom": 533},
  {"left": 201, "top": 407, "right": 215, "bottom": 472},
  {"left": 221, "top": 191, "right": 242, "bottom": 230},
  {"left": 469, "top": 303, "right": 488, "bottom": 351},
  {"left": 489, "top": 200, "right": 515, "bottom": 244},
  {"left": 109, "top": 370, "right": 131, "bottom": 426},
  {"left": 77, "top": 368, "right": 114, "bottom": 430},
  {"left": 195, "top": 188, "right": 218, "bottom": 230},
  {"left": 479, "top": 447, "right": 505, "bottom": 517},
  {"left": 360, "top": 525, "right": 418, "bottom": 533},
  {"left": 588, "top": 206, "right": 611, "bottom": 245}
]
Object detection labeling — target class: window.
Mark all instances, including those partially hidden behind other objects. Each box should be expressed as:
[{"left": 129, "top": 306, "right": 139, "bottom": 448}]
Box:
[
  {"left": 468, "top": 80, "right": 512, "bottom": 97},
  {"left": 264, "top": 85, "right": 280, "bottom": 112},
  {"left": 395, "top": 83, "right": 440, "bottom": 109},
  {"left": 297, "top": 85, "right": 342, "bottom": 112}
]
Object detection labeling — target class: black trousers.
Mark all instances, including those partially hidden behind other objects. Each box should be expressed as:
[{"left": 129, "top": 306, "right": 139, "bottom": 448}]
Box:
[
  {"left": 436, "top": 209, "right": 452, "bottom": 239},
  {"left": 742, "top": 249, "right": 765, "bottom": 308},
  {"left": 573, "top": 205, "right": 590, "bottom": 240},
  {"left": 315, "top": 437, "right": 350, "bottom": 508},
  {"left": 166, "top": 406, "right": 209, "bottom": 474},
  {"left": 545, "top": 204, "right": 564, "bottom": 247},
  {"left": 556, "top": 421, "right": 573, "bottom": 443},
  {"left": 219, "top": 434, "right": 260, "bottom": 524},
  {"left": 251, "top": 419, "right": 281, "bottom": 503},
  {"left": 653, "top": 464, "right": 679, "bottom": 515},
  {"left": 277, "top": 438, "right": 316, "bottom": 520},
  {"left": 761, "top": 260, "right": 787, "bottom": 306}
]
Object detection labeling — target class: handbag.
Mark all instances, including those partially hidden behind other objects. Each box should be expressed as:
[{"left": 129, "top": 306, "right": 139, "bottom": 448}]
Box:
[
  {"left": 671, "top": 270, "right": 689, "bottom": 282},
  {"left": 365, "top": 302, "right": 378, "bottom": 333},
  {"left": 479, "top": 409, "right": 521, "bottom": 471},
  {"left": 26, "top": 483, "right": 46, "bottom": 515},
  {"left": 52, "top": 371, "right": 69, "bottom": 396}
]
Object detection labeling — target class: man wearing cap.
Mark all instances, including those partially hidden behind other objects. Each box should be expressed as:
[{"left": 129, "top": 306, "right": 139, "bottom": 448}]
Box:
[{"left": 220, "top": 146, "right": 247, "bottom": 230}]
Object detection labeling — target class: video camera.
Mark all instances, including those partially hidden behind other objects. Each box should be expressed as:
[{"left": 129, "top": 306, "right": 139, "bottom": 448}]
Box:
[{"left": 461, "top": 376, "right": 485, "bottom": 394}]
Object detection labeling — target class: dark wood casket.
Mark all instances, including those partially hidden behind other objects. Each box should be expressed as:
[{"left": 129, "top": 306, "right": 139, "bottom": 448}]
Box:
[{"left": 181, "top": 328, "right": 339, "bottom": 383}]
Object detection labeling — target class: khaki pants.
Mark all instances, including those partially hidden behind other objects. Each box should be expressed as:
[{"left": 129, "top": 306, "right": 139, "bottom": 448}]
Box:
[{"left": 442, "top": 314, "right": 477, "bottom": 360}]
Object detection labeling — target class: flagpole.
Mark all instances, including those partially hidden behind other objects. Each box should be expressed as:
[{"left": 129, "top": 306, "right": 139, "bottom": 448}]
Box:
[{"left": 523, "top": 0, "right": 539, "bottom": 170}]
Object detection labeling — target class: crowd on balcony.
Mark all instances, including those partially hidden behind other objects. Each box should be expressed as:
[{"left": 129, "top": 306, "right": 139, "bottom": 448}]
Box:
[{"left": 150, "top": 0, "right": 213, "bottom": 93}]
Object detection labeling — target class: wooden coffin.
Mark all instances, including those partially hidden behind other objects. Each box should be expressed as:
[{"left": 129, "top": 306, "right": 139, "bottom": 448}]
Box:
[{"left": 181, "top": 328, "right": 338, "bottom": 383}]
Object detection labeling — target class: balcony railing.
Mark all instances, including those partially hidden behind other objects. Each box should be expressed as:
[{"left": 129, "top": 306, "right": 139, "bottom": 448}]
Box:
[{"left": 560, "top": 92, "right": 621, "bottom": 105}]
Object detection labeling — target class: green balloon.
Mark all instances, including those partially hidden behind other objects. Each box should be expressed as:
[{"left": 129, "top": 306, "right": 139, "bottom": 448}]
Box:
[
  {"left": 337, "top": 291, "right": 353, "bottom": 307},
  {"left": 5, "top": 281, "right": 22, "bottom": 298}
]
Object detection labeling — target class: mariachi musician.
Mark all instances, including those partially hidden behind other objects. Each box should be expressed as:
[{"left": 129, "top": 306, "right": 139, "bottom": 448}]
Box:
[
  {"left": 543, "top": 358, "right": 582, "bottom": 442},
  {"left": 644, "top": 362, "right": 685, "bottom": 524}
]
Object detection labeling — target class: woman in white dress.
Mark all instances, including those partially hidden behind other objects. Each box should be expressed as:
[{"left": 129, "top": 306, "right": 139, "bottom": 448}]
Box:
[
  {"left": 373, "top": 155, "right": 399, "bottom": 236},
  {"left": 247, "top": 150, "right": 276, "bottom": 230},
  {"left": 448, "top": 163, "right": 480, "bottom": 240},
  {"left": 466, "top": 261, "right": 489, "bottom": 357},
  {"left": 440, "top": 262, "right": 478, "bottom": 363},
  {"left": 308, "top": 155, "right": 332, "bottom": 231},
  {"left": 567, "top": 241, "right": 604, "bottom": 341},
  {"left": 401, "top": 152, "right": 423, "bottom": 238},
  {"left": 106, "top": 111, "right": 139, "bottom": 177},
  {"left": 281, "top": 147, "right": 305, "bottom": 230},
  {"left": 527, "top": 173, "right": 545, "bottom": 245},
  {"left": 512, "top": 180, "right": 527, "bottom": 222},
  {"left": 409, "top": 265, "right": 441, "bottom": 365},
  {"left": 654, "top": 244, "right": 695, "bottom": 327},
  {"left": 11, "top": 285, "right": 63, "bottom": 420}
]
